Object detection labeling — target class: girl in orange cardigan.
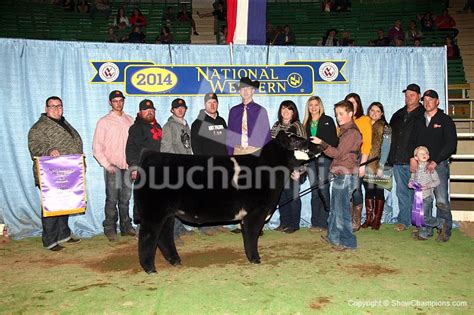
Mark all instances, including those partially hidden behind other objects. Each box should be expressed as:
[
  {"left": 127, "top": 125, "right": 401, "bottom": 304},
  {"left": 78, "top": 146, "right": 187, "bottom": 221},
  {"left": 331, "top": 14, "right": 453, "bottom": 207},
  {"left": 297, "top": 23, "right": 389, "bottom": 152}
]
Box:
[{"left": 344, "top": 93, "right": 372, "bottom": 231}]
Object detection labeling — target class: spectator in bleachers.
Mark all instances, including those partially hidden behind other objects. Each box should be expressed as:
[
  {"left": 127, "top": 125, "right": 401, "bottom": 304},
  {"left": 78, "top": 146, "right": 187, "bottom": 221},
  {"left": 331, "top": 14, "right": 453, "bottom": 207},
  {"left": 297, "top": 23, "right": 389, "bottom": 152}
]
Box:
[
  {"left": 177, "top": 4, "right": 199, "bottom": 36},
  {"left": 105, "top": 27, "right": 118, "bottom": 43},
  {"left": 130, "top": 8, "right": 147, "bottom": 29},
  {"left": 266, "top": 23, "right": 276, "bottom": 45},
  {"left": 334, "top": 0, "right": 352, "bottom": 12},
  {"left": 77, "top": 0, "right": 89, "bottom": 13},
  {"left": 156, "top": 26, "right": 173, "bottom": 44},
  {"left": 414, "top": 38, "right": 422, "bottom": 47},
  {"left": 435, "top": 9, "right": 458, "bottom": 38},
  {"left": 197, "top": 1, "right": 226, "bottom": 35},
  {"left": 388, "top": 20, "right": 405, "bottom": 45},
  {"left": 318, "top": 28, "right": 339, "bottom": 46},
  {"left": 271, "top": 26, "right": 283, "bottom": 45},
  {"left": 90, "top": 0, "right": 111, "bottom": 19},
  {"left": 114, "top": 7, "right": 129, "bottom": 30},
  {"left": 162, "top": 6, "right": 176, "bottom": 26},
  {"left": 273, "top": 25, "right": 296, "bottom": 46},
  {"left": 126, "top": 25, "right": 145, "bottom": 43},
  {"left": 463, "top": 0, "right": 474, "bottom": 13},
  {"left": 405, "top": 20, "right": 423, "bottom": 44},
  {"left": 393, "top": 38, "right": 404, "bottom": 47},
  {"left": 321, "top": 0, "right": 334, "bottom": 12},
  {"left": 63, "top": 0, "right": 75, "bottom": 11},
  {"left": 418, "top": 12, "right": 434, "bottom": 31},
  {"left": 369, "top": 29, "right": 390, "bottom": 46},
  {"left": 445, "top": 35, "right": 460, "bottom": 60},
  {"left": 218, "top": 25, "right": 227, "bottom": 45},
  {"left": 340, "top": 31, "right": 353, "bottom": 46}
]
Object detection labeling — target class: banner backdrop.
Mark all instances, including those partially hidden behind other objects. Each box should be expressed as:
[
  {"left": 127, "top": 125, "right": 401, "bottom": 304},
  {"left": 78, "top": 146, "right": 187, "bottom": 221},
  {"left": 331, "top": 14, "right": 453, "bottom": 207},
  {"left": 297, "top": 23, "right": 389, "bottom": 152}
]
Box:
[{"left": 0, "top": 39, "right": 447, "bottom": 239}]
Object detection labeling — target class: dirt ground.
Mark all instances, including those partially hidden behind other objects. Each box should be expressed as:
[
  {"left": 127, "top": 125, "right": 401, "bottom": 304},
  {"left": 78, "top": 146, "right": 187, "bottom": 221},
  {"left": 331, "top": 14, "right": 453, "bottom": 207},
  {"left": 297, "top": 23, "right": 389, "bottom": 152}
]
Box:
[
  {"left": 0, "top": 223, "right": 473, "bottom": 314},
  {"left": 0, "top": 222, "right": 473, "bottom": 273}
]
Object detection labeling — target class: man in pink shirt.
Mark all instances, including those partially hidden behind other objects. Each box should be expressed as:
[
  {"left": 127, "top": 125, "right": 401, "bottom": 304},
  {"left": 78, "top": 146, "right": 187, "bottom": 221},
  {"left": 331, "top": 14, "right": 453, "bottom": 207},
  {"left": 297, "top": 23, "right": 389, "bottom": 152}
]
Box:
[{"left": 93, "top": 90, "right": 136, "bottom": 242}]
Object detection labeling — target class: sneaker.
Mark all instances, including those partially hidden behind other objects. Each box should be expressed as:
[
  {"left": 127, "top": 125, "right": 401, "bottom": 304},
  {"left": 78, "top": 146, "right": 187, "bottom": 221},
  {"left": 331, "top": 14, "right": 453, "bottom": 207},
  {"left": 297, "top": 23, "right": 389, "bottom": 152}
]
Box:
[
  {"left": 413, "top": 232, "right": 428, "bottom": 241},
  {"left": 67, "top": 238, "right": 81, "bottom": 244},
  {"left": 105, "top": 231, "right": 118, "bottom": 242},
  {"left": 121, "top": 227, "right": 137, "bottom": 237},
  {"left": 333, "top": 245, "right": 357, "bottom": 251},
  {"left": 50, "top": 244, "right": 65, "bottom": 251},
  {"left": 309, "top": 226, "right": 326, "bottom": 233},
  {"left": 274, "top": 225, "right": 286, "bottom": 232}
]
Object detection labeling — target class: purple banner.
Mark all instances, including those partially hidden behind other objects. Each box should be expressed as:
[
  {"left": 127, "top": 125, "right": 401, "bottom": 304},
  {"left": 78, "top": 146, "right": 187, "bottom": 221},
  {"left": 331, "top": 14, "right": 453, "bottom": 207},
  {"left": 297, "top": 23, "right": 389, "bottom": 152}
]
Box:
[
  {"left": 411, "top": 182, "right": 425, "bottom": 227},
  {"left": 36, "top": 154, "right": 86, "bottom": 217}
]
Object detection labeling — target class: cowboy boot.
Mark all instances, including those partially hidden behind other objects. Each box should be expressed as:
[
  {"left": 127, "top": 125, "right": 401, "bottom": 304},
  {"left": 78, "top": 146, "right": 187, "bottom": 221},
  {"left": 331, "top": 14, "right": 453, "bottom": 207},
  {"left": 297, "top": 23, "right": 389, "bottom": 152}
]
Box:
[
  {"left": 372, "top": 199, "right": 385, "bottom": 230},
  {"left": 361, "top": 198, "right": 374, "bottom": 228},
  {"left": 352, "top": 204, "right": 362, "bottom": 232}
]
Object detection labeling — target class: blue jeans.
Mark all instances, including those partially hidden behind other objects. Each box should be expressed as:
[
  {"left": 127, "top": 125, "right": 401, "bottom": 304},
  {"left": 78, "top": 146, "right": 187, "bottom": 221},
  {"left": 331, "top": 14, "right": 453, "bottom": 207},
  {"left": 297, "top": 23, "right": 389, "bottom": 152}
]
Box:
[
  {"left": 307, "top": 157, "right": 331, "bottom": 228},
  {"left": 327, "top": 174, "right": 358, "bottom": 249},
  {"left": 393, "top": 164, "right": 414, "bottom": 228},
  {"left": 433, "top": 160, "right": 452, "bottom": 237},
  {"left": 278, "top": 178, "right": 301, "bottom": 229},
  {"left": 103, "top": 169, "right": 133, "bottom": 234},
  {"left": 352, "top": 176, "right": 363, "bottom": 207},
  {"left": 418, "top": 195, "right": 445, "bottom": 239}
]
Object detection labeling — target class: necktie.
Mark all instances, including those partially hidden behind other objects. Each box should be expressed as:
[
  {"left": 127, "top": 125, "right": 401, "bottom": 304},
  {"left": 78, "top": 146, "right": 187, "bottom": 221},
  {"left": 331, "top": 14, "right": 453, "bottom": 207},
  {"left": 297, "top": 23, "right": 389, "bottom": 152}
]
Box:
[{"left": 241, "top": 105, "right": 248, "bottom": 148}]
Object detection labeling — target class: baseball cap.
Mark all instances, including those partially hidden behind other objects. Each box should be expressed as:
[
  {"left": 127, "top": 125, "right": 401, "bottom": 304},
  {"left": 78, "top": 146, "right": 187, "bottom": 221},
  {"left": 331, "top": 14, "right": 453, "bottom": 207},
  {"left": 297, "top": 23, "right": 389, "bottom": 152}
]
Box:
[
  {"left": 402, "top": 83, "right": 421, "bottom": 94},
  {"left": 171, "top": 98, "right": 187, "bottom": 109},
  {"left": 422, "top": 89, "right": 439, "bottom": 99},
  {"left": 204, "top": 92, "right": 218, "bottom": 103},
  {"left": 139, "top": 99, "right": 155, "bottom": 110},
  {"left": 109, "top": 90, "right": 125, "bottom": 100}
]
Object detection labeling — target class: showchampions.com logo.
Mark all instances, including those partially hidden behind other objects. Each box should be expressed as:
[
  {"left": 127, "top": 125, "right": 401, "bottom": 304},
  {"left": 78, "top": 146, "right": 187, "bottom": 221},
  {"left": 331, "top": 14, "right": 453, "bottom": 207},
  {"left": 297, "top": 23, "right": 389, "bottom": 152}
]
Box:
[{"left": 90, "top": 60, "right": 348, "bottom": 96}]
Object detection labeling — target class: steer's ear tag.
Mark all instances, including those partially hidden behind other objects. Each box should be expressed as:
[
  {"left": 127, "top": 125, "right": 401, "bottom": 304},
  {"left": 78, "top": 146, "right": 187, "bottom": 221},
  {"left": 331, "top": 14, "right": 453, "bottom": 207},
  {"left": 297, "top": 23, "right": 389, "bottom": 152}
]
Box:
[{"left": 294, "top": 150, "right": 309, "bottom": 161}]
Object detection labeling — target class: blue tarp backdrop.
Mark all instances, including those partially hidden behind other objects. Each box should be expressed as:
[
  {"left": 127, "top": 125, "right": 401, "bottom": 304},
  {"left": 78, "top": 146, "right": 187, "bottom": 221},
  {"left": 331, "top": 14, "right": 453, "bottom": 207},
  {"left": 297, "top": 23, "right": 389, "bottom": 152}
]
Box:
[{"left": 0, "top": 38, "right": 447, "bottom": 239}]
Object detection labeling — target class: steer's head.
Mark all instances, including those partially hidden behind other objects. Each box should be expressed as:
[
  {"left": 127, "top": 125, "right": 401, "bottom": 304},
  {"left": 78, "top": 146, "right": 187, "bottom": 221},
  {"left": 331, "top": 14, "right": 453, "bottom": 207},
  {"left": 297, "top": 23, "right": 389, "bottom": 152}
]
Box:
[{"left": 275, "top": 130, "right": 316, "bottom": 162}]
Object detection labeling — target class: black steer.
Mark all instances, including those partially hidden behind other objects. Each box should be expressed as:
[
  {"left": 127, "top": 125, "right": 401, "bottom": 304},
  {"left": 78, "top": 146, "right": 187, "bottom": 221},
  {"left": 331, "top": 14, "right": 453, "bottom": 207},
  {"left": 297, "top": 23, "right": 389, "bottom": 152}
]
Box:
[{"left": 135, "top": 131, "right": 318, "bottom": 273}]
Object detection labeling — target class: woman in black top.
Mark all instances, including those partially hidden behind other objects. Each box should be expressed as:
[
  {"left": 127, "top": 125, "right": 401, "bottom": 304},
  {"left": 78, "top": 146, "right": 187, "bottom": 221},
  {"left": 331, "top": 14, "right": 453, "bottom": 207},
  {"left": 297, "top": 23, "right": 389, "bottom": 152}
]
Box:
[{"left": 302, "top": 96, "right": 338, "bottom": 232}]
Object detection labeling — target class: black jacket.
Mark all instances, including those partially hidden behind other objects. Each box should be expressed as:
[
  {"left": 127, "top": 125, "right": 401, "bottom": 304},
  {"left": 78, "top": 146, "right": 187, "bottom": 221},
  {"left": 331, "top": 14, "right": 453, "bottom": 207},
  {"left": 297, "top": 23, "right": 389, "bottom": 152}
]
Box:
[
  {"left": 304, "top": 113, "right": 338, "bottom": 147},
  {"left": 126, "top": 115, "right": 162, "bottom": 168},
  {"left": 410, "top": 109, "right": 457, "bottom": 164},
  {"left": 388, "top": 104, "right": 425, "bottom": 165},
  {"left": 191, "top": 110, "right": 228, "bottom": 156}
]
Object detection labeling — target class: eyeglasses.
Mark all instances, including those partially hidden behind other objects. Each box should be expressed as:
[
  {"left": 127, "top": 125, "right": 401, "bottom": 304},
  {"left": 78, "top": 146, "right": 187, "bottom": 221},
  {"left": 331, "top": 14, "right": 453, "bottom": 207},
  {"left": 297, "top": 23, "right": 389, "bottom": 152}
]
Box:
[{"left": 47, "top": 105, "right": 63, "bottom": 110}]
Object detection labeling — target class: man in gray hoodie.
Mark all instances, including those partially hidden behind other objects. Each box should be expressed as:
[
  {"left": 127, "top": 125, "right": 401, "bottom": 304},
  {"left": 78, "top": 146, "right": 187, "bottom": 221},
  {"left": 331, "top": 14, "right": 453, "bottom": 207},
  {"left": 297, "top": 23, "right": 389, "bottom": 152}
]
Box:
[{"left": 161, "top": 98, "right": 192, "bottom": 244}]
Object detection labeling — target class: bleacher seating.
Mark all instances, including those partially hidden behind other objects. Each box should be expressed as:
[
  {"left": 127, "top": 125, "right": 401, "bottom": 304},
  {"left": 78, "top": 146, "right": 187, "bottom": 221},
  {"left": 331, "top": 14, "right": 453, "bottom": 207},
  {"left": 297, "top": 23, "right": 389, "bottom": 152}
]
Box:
[
  {"left": 266, "top": 0, "right": 466, "bottom": 86},
  {"left": 0, "top": 0, "right": 191, "bottom": 44},
  {"left": 0, "top": 0, "right": 466, "bottom": 85}
]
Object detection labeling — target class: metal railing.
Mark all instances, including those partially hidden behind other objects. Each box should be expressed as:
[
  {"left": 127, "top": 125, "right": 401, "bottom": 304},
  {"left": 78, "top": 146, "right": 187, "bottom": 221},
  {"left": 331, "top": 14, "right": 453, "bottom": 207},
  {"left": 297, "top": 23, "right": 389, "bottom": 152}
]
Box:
[{"left": 450, "top": 132, "right": 474, "bottom": 199}]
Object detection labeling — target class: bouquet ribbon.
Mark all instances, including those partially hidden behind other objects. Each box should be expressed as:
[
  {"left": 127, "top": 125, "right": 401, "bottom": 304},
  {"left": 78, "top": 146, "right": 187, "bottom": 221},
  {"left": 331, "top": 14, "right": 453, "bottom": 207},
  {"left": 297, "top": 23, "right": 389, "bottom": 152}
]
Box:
[{"left": 411, "top": 182, "right": 425, "bottom": 227}]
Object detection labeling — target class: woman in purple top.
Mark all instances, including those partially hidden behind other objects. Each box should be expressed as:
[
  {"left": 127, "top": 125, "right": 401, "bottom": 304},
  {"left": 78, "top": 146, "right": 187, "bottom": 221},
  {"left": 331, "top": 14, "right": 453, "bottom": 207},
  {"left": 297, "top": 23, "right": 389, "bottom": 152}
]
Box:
[{"left": 226, "top": 77, "right": 271, "bottom": 156}]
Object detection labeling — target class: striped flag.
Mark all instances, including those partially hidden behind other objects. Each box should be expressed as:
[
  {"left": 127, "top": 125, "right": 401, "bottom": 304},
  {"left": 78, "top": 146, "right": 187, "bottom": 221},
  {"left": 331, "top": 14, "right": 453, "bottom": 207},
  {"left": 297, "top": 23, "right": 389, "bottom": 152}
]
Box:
[{"left": 227, "top": 0, "right": 267, "bottom": 45}]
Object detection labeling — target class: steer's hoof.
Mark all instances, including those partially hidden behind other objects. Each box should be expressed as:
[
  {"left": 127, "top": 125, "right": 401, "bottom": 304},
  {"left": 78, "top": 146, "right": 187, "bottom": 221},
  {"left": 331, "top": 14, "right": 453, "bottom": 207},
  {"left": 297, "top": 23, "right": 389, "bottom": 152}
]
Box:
[
  {"left": 250, "top": 258, "right": 261, "bottom": 264},
  {"left": 171, "top": 260, "right": 182, "bottom": 267},
  {"left": 145, "top": 269, "right": 157, "bottom": 274}
]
